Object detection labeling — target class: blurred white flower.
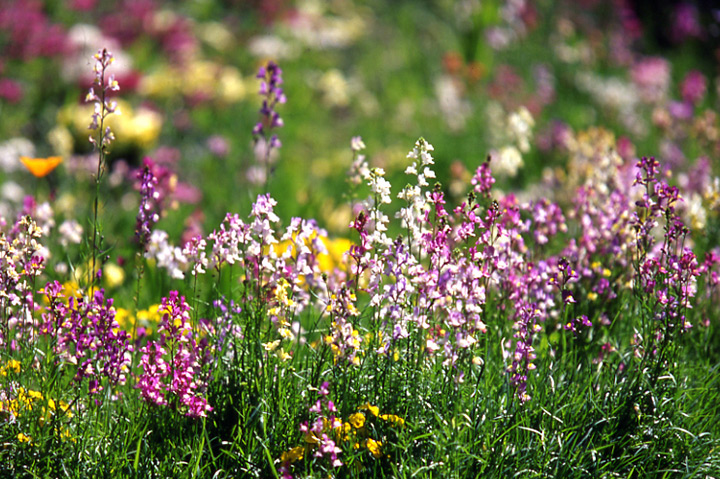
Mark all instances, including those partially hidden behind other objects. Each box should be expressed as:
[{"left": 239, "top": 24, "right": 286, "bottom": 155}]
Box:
[
  {"left": 0, "top": 138, "right": 35, "bottom": 173},
  {"left": 508, "top": 106, "right": 535, "bottom": 153},
  {"left": 1, "top": 181, "right": 25, "bottom": 203},
  {"left": 319, "top": 69, "right": 350, "bottom": 108},
  {"left": 59, "top": 220, "right": 83, "bottom": 247},
  {"left": 248, "top": 35, "right": 298, "bottom": 59},
  {"left": 493, "top": 146, "right": 523, "bottom": 177},
  {"left": 435, "top": 75, "right": 470, "bottom": 132}
]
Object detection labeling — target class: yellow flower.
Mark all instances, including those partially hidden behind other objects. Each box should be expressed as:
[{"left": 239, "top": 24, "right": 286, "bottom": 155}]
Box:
[
  {"left": 280, "top": 445, "right": 305, "bottom": 464},
  {"left": 0, "top": 359, "right": 21, "bottom": 376},
  {"left": 317, "top": 237, "right": 353, "bottom": 273},
  {"left": 103, "top": 263, "right": 125, "bottom": 289},
  {"left": 21, "top": 388, "right": 43, "bottom": 402},
  {"left": 17, "top": 433, "right": 32, "bottom": 443},
  {"left": 348, "top": 412, "right": 365, "bottom": 429},
  {"left": 360, "top": 403, "right": 379, "bottom": 417},
  {"left": 59, "top": 428, "right": 76, "bottom": 443},
  {"left": 336, "top": 421, "right": 352, "bottom": 440},
  {"left": 380, "top": 414, "right": 405, "bottom": 427},
  {"left": 303, "top": 431, "right": 320, "bottom": 445},
  {"left": 114, "top": 308, "right": 135, "bottom": 332},
  {"left": 47, "top": 398, "right": 72, "bottom": 417},
  {"left": 137, "top": 304, "right": 162, "bottom": 323},
  {"left": 59, "top": 101, "right": 162, "bottom": 150},
  {"left": 277, "top": 348, "right": 292, "bottom": 361},
  {"left": 366, "top": 438, "right": 382, "bottom": 458},
  {"left": 0, "top": 399, "right": 19, "bottom": 415},
  {"left": 20, "top": 156, "right": 62, "bottom": 178},
  {"left": 218, "top": 67, "right": 246, "bottom": 102}
]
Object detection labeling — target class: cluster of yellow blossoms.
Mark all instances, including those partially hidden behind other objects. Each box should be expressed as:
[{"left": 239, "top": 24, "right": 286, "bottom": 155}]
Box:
[
  {"left": 0, "top": 365, "right": 74, "bottom": 445},
  {"left": 280, "top": 403, "right": 404, "bottom": 467}
]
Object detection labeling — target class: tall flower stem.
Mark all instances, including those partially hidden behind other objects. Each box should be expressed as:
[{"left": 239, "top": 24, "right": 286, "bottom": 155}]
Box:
[{"left": 85, "top": 48, "right": 119, "bottom": 291}]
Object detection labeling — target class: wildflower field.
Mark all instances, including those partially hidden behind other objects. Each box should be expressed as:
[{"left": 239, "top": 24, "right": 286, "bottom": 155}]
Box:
[{"left": 2, "top": 0, "right": 720, "bottom": 477}]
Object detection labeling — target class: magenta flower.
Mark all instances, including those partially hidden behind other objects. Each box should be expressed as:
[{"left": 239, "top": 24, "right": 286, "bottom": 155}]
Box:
[
  {"left": 136, "top": 291, "right": 212, "bottom": 418},
  {"left": 41, "top": 284, "right": 132, "bottom": 396},
  {"left": 680, "top": 70, "right": 707, "bottom": 105}
]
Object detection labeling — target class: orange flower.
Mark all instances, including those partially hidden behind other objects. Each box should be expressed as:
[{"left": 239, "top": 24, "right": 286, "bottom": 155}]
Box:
[{"left": 20, "top": 156, "right": 62, "bottom": 177}]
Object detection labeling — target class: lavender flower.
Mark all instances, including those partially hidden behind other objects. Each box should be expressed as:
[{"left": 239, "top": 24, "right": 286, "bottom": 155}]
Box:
[
  {"left": 41, "top": 283, "right": 132, "bottom": 396},
  {"left": 471, "top": 158, "right": 495, "bottom": 198},
  {"left": 135, "top": 160, "right": 160, "bottom": 249},
  {"left": 630, "top": 157, "right": 700, "bottom": 353},
  {"left": 507, "top": 302, "right": 541, "bottom": 404},
  {"left": 85, "top": 48, "right": 120, "bottom": 150},
  {"left": 250, "top": 61, "right": 286, "bottom": 187}
]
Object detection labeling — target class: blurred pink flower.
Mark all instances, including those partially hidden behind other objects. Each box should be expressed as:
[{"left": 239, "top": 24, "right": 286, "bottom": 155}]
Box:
[
  {"left": 631, "top": 57, "right": 670, "bottom": 103},
  {"left": 681, "top": 70, "right": 707, "bottom": 105},
  {"left": 207, "top": 135, "right": 230, "bottom": 157},
  {"left": 672, "top": 3, "right": 703, "bottom": 43},
  {"left": 0, "top": 78, "right": 23, "bottom": 103},
  {"left": 668, "top": 100, "right": 693, "bottom": 120},
  {"left": 0, "top": 1, "right": 68, "bottom": 60}
]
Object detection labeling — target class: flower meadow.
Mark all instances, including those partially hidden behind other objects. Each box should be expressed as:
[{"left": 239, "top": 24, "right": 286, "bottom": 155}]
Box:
[{"left": 2, "top": 1, "right": 720, "bottom": 478}]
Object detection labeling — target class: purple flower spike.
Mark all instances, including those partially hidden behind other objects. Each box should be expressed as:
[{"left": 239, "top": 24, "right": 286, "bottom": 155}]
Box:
[
  {"left": 135, "top": 159, "right": 161, "bottom": 250},
  {"left": 250, "top": 61, "right": 285, "bottom": 187}
]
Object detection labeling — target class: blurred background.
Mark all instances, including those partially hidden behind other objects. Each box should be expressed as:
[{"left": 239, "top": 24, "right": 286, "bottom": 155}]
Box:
[{"left": 1, "top": 0, "right": 718, "bottom": 240}]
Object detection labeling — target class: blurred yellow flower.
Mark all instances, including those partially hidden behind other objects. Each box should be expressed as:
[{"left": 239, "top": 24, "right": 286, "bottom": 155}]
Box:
[
  {"left": 0, "top": 359, "right": 21, "bottom": 376},
  {"left": 59, "top": 101, "right": 162, "bottom": 151},
  {"left": 318, "top": 237, "right": 353, "bottom": 273},
  {"left": 269, "top": 234, "right": 353, "bottom": 275},
  {"left": 47, "top": 126, "right": 73, "bottom": 159},
  {"left": 196, "top": 22, "right": 234, "bottom": 51},
  {"left": 366, "top": 438, "right": 382, "bottom": 458},
  {"left": 280, "top": 445, "right": 305, "bottom": 464},
  {"left": 103, "top": 263, "right": 125, "bottom": 289},
  {"left": 360, "top": 403, "right": 379, "bottom": 417},
  {"left": 114, "top": 307, "right": 134, "bottom": 332},
  {"left": 318, "top": 69, "right": 350, "bottom": 108},
  {"left": 140, "top": 61, "right": 246, "bottom": 104},
  {"left": 348, "top": 412, "right": 365, "bottom": 429},
  {"left": 380, "top": 414, "right": 405, "bottom": 427},
  {"left": 218, "top": 67, "right": 246, "bottom": 102},
  {"left": 20, "top": 156, "right": 62, "bottom": 178}
]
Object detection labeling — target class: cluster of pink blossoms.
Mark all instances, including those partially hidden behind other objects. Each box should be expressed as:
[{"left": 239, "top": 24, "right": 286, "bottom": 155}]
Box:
[
  {"left": 136, "top": 291, "right": 212, "bottom": 418},
  {"left": 41, "top": 281, "right": 132, "bottom": 396}
]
